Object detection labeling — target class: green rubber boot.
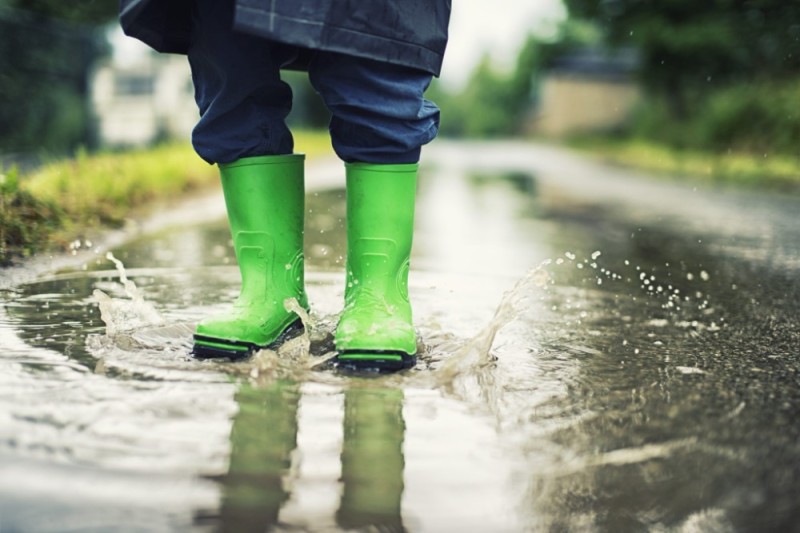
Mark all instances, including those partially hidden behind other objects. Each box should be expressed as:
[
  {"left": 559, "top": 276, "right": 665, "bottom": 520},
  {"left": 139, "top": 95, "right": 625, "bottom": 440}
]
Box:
[
  {"left": 335, "top": 162, "right": 418, "bottom": 371},
  {"left": 193, "top": 154, "right": 308, "bottom": 359}
]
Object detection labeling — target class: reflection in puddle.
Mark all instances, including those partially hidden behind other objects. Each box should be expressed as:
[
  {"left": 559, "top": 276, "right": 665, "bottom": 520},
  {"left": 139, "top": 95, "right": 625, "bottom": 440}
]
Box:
[{"left": 2, "top": 145, "right": 800, "bottom": 530}]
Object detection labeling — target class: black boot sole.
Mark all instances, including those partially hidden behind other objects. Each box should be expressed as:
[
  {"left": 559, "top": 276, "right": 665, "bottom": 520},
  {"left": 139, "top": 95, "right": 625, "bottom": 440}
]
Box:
[
  {"left": 192, "top": 318, "right": 304, "bottom": 360},
  {"left": 335, "top": 350, "right": 416, "bottom": 373}
]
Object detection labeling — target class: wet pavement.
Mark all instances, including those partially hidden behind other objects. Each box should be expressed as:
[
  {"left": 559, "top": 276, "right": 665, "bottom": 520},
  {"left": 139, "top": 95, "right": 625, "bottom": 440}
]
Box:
[{"left": 1, "top": 140, "right": 799, "bottom": 532}]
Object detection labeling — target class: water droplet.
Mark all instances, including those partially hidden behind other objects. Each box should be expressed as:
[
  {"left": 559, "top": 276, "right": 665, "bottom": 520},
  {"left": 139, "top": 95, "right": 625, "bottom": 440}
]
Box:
[{"left": 700, "top": 270, "right": 710, "bottom": 281}]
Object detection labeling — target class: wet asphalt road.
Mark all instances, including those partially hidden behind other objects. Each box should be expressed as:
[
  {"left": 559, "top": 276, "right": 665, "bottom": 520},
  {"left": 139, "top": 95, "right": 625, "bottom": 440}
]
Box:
[{"left": 1, "top": 140, "right": 799, "bottom": 531}]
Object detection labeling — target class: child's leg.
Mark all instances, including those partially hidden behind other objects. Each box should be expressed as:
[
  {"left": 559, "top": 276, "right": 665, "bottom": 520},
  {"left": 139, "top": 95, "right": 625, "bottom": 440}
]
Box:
[
  {"left": 308, "top": 53, "right": 440, "bottom": 370},
  {"left": 188, "top": 0, "right": 307, "bottom": 358},
  {"left": 187, "top": 0, "right": 296, "bottom": 164},
  {"left": 307, "top": 52, "right": 440, "bottom": 164}
]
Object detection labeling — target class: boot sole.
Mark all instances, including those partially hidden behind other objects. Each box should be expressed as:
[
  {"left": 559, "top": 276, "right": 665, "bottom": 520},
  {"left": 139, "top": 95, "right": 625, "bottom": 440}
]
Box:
[
  {"left": 335, "top": 350, "right": 416, "bottom": 372},
  {"left": 192, "top": 318, "right": 304, "bottom": 360}
]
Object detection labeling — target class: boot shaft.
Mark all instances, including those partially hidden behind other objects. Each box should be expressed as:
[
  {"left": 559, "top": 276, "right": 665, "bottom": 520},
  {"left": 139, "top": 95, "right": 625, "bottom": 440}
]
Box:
[
  {"left": 334, "top": 162, "right": 419, "bottom": 360},
  {"left": 219, "top": 154, "right": 306, "bottom": 307},
  {"left": 344, "top": 162, "right": 417, "bottom": 301},
  {"left": 220, "top": 154, "right": 305, "bottom": 253}
]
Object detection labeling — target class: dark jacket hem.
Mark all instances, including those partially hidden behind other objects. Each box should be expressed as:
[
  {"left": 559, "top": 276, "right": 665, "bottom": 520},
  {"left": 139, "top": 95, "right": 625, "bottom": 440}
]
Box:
[
  {"left": 234, "top": 7, "right": 444, "bottom": 76},
  {"left": 119, "top": 0, "right": 191, "bottom": 54}
]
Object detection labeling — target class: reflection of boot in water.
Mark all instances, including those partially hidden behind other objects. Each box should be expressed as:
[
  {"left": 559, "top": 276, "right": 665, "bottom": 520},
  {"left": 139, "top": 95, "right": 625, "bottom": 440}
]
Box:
[
  {"left": 337, "top": 387, "right": 406, "bottom": 532},
  {"left": 217, "top": 382, "right": 300, "bottom": 532}
]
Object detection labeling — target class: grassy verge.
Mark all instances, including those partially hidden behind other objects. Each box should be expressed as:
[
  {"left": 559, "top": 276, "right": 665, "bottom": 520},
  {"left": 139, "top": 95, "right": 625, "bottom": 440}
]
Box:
[
  {"left": 0, "top": 130, "right": 333, "bottom": 265},
  {"left": 568, "top": 137, "right": 800, "bottom": 193}
]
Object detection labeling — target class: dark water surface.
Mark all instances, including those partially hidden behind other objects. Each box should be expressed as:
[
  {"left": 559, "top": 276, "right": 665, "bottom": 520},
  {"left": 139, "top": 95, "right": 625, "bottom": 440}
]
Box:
[{"left": 1, "top": 142, "right": 799, "bottom": 532}]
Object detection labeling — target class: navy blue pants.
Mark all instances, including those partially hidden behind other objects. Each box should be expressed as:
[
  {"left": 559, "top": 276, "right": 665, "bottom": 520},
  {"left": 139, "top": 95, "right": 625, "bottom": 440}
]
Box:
[{"left": 188, "top": 0, "right": 440, "bottom": 165}]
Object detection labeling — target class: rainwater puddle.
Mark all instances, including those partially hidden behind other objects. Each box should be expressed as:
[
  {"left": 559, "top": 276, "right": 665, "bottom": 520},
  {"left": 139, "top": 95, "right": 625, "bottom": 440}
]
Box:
[{"left": 2, "top": 143, "right": 800, "bottom": 531}]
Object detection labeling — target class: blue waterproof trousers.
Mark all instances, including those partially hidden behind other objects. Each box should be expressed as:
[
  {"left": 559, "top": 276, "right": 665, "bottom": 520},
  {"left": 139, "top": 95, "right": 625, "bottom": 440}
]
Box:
[{"left": 187, "top": 0, "right": 440, "bottom": 165}]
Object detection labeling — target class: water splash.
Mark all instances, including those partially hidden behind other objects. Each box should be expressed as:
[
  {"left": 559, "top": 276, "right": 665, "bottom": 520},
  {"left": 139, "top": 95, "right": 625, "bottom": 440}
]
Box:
[
  {"left": 92, "top": 252, "right": 164, "bottom": 337},
  {"left": 86, "top": 255, "right": 338, "bottom": 383},
  {"left": 435, "top": 261, "right": 552, "bottom": 386},
  {"left": 85, "top": 254, "right": 209, "bottom": 379},
  {"left": 222, "top": 298, "right": 338, "bottom": 386}
]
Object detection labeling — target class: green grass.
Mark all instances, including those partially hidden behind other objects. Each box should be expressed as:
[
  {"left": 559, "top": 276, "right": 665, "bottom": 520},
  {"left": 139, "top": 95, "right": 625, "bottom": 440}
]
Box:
[
  {"left": 568, "top": 137, "right": 800, "bottom": 192},
  {"left": 1, "top": 130, "right": 333, "bottom": 265}
]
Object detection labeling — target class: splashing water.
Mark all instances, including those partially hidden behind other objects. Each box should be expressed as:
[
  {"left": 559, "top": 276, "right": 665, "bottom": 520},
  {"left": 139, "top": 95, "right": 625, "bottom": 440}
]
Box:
[
  {"left": 86, "top": 253, "right": 207, "bottom": 379},
  {"left": 92, "top": 252, "right": 164, "bottom": 337},
  {"left": 435, "top": 260, "right": 553, "bottom": 386},
  {"left": 240, "top": 298, "right": 338, "bottom": 383}
]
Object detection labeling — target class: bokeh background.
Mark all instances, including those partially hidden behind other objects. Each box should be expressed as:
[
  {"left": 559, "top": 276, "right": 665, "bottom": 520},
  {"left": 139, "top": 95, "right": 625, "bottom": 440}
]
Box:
[
  {"left": 2, "top": 0, "right": 797, "bottom": 158},
  {"left": 1, "top": 0, "right": 799, "bottom": 263}
]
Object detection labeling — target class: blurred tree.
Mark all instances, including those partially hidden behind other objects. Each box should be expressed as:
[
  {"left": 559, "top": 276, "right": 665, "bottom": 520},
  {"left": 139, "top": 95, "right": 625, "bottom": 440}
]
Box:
[
  {"left": 563, "top": 0, "right": 800, "bottom": 119},
  {"left": 5, "top": 0, "right": 115, "bottom": 23},
  {"left": 0, "top": 2, "right": 114, "bottom": 155},
  {"left": 434, "top": 21, "right": 600, "bottom": 137},
  {"left": 456, "top": 55, "right": 521, "bottom": 137}
]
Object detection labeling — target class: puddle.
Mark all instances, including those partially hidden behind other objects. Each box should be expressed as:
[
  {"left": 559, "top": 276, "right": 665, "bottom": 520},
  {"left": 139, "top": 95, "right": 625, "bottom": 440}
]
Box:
[{"left": 2, "top": 143, "right": 800, "bottom": 531}]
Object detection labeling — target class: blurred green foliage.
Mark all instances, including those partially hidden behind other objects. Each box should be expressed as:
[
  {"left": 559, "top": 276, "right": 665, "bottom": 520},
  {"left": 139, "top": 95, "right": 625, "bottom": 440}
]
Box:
[
  {"left": 564, "top": 0, "right": 800, "bottom": 117},
  {"left": 0, "top": 2, "right": 114, "bottom": 154},
  {"left": 0, "top": 132, "right": 333, "bottom": 264},
  {"left": 438, "top": 1, "right": 799, "bottom": 161},
  {"left": 563, "top": 0, "right": 800, "bottom": 156},
  {"left": 570, "top": 136, "right": 800, "bottom": 192},
  {"left": 0, "top": 166, "right": 62, "bottom": 264},
  {"left": 434, "top": 21, "right": 600, "bottom": 137},
  {"left": 4, "top": 0, "right": 115, "bottom": 23},
  {"left": 632, "top": 80, "right": 800, "bottom": 154}
]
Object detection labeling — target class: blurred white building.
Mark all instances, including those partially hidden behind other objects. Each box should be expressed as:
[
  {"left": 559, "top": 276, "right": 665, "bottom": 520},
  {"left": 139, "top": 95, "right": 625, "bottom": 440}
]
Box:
[
  {"left": 529, "top": 48, "right": 641, "bottom": 137},
  {"left": 92, "top": 50, "right": 197, "bottom": 147}
]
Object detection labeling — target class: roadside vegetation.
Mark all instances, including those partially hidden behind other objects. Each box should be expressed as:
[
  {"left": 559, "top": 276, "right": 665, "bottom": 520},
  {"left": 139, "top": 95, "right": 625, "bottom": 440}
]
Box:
[
  {"left": 568, "top": 136, "right": 800, "bottom": 192},
  {"left": 0, "top": 131, "right": 332, "bottom": 265},
  {"left": 3, "top": 2, "right": 799, "bottom": 265},
  {"left": 432, "top": 2, "right": 800, "bottom": 191}
]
